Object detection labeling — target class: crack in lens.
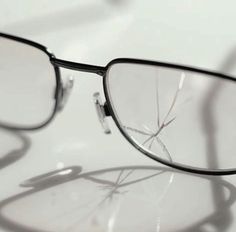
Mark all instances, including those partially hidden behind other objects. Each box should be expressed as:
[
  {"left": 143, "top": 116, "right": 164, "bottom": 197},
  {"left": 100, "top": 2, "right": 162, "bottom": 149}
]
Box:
[{"left": 123, "top": 70, "right": 186, "bottom": 163}]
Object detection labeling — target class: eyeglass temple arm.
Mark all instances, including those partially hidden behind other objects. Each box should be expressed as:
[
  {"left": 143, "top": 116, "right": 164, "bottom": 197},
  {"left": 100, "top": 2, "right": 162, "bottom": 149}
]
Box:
[{"left": 51, "top": 58, "right": 106, "bottom": 76}]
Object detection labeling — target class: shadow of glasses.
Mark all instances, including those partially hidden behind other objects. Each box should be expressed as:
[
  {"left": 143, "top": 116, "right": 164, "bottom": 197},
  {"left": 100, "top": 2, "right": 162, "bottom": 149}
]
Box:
[
  {"left": 0, "top": 165, "right": 235, "bottom": 232},
  {"left": 0, "top": 127, "right": 30, "bottom": 171},
  {"left": 197, "top": 47, "right": 236, "bottom": 232}
]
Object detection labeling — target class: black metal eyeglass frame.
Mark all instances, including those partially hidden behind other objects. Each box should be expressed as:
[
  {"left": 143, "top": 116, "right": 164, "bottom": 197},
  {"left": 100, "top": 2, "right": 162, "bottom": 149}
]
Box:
[{"left": 1, "top": 32, "right": 236, "bottom": 176}]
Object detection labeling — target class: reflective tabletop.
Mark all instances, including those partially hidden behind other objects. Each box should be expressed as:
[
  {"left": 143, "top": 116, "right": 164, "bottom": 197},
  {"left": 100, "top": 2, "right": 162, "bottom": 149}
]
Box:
[{"left": 1, "top": 1, "right": 236, "bottom": 231}]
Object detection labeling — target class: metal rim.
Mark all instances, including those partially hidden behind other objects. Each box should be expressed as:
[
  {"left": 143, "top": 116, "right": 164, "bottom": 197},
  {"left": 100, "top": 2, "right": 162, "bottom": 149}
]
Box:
[
  {"left": 0, "top": 32, "right": 61, "bottom": 130},
  {"left": 103, "top": 59, "right": 236, "bottom": 175},
  {"left": 2, "top": 32, "right": 236, "bottom": 175}
]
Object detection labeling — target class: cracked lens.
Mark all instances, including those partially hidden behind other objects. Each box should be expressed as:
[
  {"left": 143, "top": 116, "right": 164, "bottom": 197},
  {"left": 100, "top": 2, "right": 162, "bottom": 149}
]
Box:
[
  {"left": 107, "top": 63, "right": 189, "bottom": 163},
  {"left": 124, "top": 72, "right": 185, "bottom": 162},
  {"left": 107, "top": 62, "right": 236, "bottom": 170}
]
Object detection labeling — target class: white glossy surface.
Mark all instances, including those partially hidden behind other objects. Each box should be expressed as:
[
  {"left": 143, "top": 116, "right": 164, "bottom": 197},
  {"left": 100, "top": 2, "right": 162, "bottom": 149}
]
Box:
[{"left": 1, "top": 1, "right": 236, "bottom": 231}]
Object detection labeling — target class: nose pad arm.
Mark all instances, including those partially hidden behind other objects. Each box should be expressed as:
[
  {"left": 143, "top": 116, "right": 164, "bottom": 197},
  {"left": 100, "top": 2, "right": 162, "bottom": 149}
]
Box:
[
  {"left": 57, "top": 76, "right": 74, "bottom": 111},
  {"left": 93, "top": 92, "right": 111, "bottom": 134}
]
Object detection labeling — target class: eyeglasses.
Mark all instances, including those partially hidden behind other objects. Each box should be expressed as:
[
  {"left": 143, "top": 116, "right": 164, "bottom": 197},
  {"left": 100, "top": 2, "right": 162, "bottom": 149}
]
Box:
[{"left": 1, "top": 32, "right": 236, "bottom": 176}]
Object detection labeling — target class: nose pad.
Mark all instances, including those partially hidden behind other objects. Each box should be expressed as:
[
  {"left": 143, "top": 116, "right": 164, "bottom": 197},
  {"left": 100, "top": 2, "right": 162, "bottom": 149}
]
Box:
[
  {"left": 93, "top": 92, "right": 111, "bottom": 134},
  {"left": 57, "top": 76, "right": 74, "bottom": 111}
]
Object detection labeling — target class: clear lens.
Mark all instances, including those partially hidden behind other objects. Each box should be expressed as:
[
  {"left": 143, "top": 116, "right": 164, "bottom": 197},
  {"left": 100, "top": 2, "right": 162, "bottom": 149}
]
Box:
[
  {"left": 0, "top": 36, "right": 57, "bottom": 128},
  {"left": 106, "top": 62, "right": 236, "bottom": 171}
]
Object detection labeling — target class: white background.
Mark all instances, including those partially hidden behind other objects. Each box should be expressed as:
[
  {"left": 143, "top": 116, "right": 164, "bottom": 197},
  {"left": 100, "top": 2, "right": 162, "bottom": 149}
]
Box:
[{"left": 1, "top": 0, "right": 236, "bottom": 231}]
